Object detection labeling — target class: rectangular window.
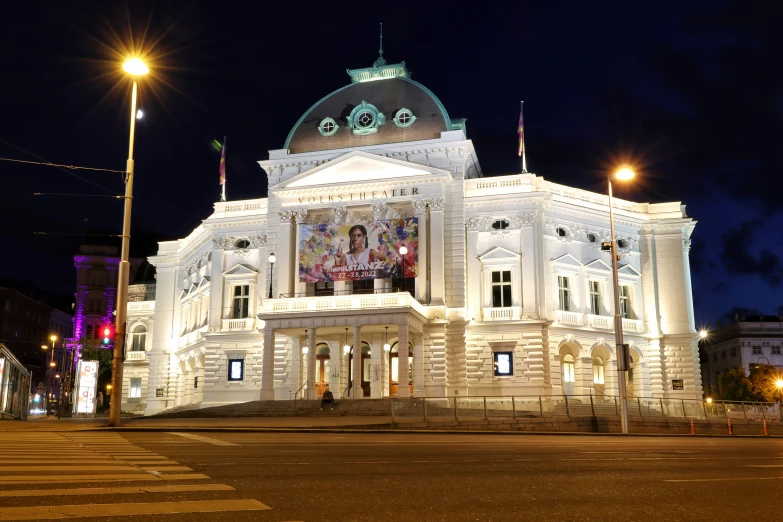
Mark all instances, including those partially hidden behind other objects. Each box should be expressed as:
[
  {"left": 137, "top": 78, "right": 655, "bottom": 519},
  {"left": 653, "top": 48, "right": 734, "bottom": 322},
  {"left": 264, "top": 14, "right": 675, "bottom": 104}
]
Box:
[
  {"left": 593, "top": 361, "right": 604, "bottom": 384},
  {"left": 589, "top": 281, "right": 601, "bottom": 315},
  {"left": 491, "top": 271, "right": 512, "bottom": 308},
  {"left": 131, "top": 331, "right": 146, "bottom": 352},
  {"left": 558, "top": 276, "right": 570, "bottom": 312},
  {"left": 228, "top": 359, "right": 244, "bottom": 381},
  {"left": 129, "top": 378, "right": 142, "bottom": 399},
  {"left": 232, "top": 285, "right": 249, "bottom": 319},
  {"left": 493, "top": 352, "right": 513, "bottom": 376},
  {"left": 731, "top": 346, "right": 737, "bottom": 357},
  {"left": 619, "top": 286, "right": 631, "bottom": 318},
  {"left": 772, "top": 346, "right": 781, "bottom": 355},
  {"left": 752, "top": 345, "right": 762, "bottom": 355}
]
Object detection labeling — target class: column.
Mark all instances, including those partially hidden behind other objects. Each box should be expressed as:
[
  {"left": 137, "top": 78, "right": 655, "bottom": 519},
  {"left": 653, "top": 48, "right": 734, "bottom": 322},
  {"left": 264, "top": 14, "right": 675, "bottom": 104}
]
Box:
[
  {"left": 260, "top": 327, "right": 275, "bottom": 400},
  {"left": 413, "top": 332, "right": 424, "bottom": 397},
  {"left": 291, "top": 334, "right": 303, "bottom": 398},
  {"left": 276, "top": 211, "right": 293, "bottom": 297},
  {"left": 306, "top": 328, "right": 317, "bottom": 399},
  {"left": 293, "top": 210, "right": 308, "bottom": 296},
  {"left": 397, "top": 324, "right": 410, "bottom": 398},
  {"left": 519, "top": 214, "right": 538, "bottom": 318},
  {"left": 352, "top": 326, "right": 362, "bottom": 399},
  {"left": 370, "top": 336, "right": 382, "bottom": 399},
  {"left": 465, "top": 219, "right": 481, "bottom": 320},
  {"left": 428, "top": 197, "right": 446, "bottom": 306},
  {"left": 413, "top": 199, "right": 428, "bottom": 303},
  {"left": 208, "top": 239, "right": 226, "bottom": 330}
]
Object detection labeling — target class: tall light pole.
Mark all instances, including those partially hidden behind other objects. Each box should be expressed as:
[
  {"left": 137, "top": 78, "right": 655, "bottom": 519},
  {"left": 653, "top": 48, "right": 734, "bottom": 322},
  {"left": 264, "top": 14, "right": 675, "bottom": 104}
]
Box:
[
  {"left": 267, "top": 253, "right": 276, "bottom": 298},
  {"left": 608, "top": 166, "right": 634, "bottom": 434},
  {"left": 109, "top": 57, "right": 149, "bottom": 428}
]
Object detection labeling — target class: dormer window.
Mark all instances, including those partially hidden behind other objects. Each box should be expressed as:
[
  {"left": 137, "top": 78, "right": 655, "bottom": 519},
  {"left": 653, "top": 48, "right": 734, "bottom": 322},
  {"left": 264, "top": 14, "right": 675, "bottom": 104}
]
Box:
[
  {"left": 347, "top": 101, "right": 385, "bottom": 135},
  {"left": 318, "top": 117, "right": 339, "bottom": 137},
  {"left": 393, "top": 108, "right": 417, "bottom": 128},
  {"left": 234, "top": 239, "right": 250, "bottom": 249},
  {"left": 492, "top": 219, "right": 509, "bottom": 230}
]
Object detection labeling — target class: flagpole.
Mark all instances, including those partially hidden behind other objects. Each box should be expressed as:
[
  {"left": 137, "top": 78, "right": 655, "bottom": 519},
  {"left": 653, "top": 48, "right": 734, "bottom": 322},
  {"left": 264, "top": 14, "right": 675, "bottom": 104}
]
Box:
[
  {"left": 519, "top": 101, "right": 527, "bottom": 173},
  {"left": 219, "top": 136, "right": 227, "bottom": 202}
]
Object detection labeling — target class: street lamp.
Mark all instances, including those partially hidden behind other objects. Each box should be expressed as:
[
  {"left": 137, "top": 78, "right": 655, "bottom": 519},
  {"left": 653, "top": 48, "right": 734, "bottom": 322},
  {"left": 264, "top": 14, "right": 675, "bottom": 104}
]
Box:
[
  {"left": 699, "top": 330, "right": 708, "bottom": 340},
  {"left": 267, "top": 253, "right": 276, "bottom": 299},
  {"left": 399, "top": 245, "right": 408, "bottom": 294},
  {"left": 608, "top": 166, "right": 635, "bottom": 435},
  {"left": 109, "top": 56, "right": 149, "bottom": 428}
]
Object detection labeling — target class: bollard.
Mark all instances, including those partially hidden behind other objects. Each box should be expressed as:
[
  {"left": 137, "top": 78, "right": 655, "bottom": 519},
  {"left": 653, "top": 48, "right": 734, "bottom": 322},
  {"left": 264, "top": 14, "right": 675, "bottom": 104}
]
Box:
[
  {"left": 763, "top": 418, "right": 768, "bottom": 436},
  {"left": 727, "top": 417, "right": 733, "bottom": 435},
  {"left": 689, "top": 417, "right": 695, "bottom": 435}
]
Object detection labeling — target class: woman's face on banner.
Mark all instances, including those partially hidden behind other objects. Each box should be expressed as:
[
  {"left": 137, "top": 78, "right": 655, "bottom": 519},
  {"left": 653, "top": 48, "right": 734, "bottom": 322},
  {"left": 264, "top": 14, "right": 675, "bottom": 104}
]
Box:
[{"left": 349, "top": 229, "right": 365, "bottom": 250}]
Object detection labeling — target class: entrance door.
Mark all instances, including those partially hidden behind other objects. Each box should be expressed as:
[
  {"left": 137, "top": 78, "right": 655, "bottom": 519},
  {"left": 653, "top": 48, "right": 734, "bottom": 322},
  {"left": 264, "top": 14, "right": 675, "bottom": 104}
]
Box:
[
  {"left": 315, "top": 344, "right": 330, "bottom": 397},
  {"left": 389, "top": 342, "right": 413, "bottom": 396},
  {"left": 347, "top": 343, "right": 371, "bottom": 397},
  {"left": 562, "top": 354, "right": 576, "bottom": 396}
]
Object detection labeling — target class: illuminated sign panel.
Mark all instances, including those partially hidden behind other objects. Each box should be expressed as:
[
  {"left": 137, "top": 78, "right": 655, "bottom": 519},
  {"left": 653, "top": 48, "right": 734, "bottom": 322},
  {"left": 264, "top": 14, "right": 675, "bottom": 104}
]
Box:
[
  {"left": 298, "top": 219, "right": 417, "bottom": 283},
  {"left": 228, "top": 359, "right": 244, "bottom": 381},
  {"left": 75, "top": 360, "right": 99, "bottom": 414},
  {"left": 493, "top": 352, "right": 513, "bottom": 376}
]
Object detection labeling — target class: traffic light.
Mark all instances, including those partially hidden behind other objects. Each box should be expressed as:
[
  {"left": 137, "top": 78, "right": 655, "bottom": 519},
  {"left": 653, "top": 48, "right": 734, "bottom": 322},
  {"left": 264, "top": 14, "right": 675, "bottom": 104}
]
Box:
[{"left": 102, "top": 325, "right": 114, "bottom": 345}]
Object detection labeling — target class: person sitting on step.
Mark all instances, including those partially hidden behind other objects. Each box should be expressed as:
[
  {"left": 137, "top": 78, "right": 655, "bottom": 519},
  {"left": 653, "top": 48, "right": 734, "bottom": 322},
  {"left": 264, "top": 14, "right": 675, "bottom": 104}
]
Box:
[{"left": 320, "top": 388, "right": 335, "bottom": 411}]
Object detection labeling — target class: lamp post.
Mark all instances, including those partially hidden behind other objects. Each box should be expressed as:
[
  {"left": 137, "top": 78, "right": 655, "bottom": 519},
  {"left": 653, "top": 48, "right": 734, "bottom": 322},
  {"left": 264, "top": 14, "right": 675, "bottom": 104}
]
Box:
[
  {"left": 109, "top": 57, "right": 149, "bottom": 428},
  {"left": 399, "top": 245, "right": 408, "bottom": 294},
  {"left": 267, "top": 253, "right": 276, "bottom": 299},
  {"left": 608, "top": 166, "right": 634, "bottom": 435}
]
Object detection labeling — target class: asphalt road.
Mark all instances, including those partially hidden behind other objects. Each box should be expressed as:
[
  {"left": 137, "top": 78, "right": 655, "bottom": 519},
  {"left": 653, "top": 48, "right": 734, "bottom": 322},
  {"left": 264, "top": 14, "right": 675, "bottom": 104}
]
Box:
[{"left": 0, "top": 431, "right": 781, "bottom": 521}]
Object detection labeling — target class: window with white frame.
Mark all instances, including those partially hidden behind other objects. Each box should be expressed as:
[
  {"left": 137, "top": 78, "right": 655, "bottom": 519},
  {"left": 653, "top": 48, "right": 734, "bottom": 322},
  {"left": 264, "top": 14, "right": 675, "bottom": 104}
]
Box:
[
  {"left": 562, "top": 354, "right": 575, "bottom": 383},
  {"left": 491, "top": 271, "right": 512, "bottom": 307},
  {"left": 772, "top": 346, "right": 781, "bottom": 355},
  {"left": 752, "top": 345, "right": 762, "bottom": 355},
  {"left": 558, "top": 276, "right": 571, "bottom": 312},
  {"left": 589, "top": 281, "right": 601, "bottom": 315},
  {"left": 619, "top": 285, "right": 632, "bottom": 318},
  {"left": 129, "top": 378, "right": 142, "bottom": 398},
  {"left": 232, "top": 285, "right": 250, "bottom": 319},
  {"left": 130, "top": 324, "right": 146, "bottom": 351},
  {"left": 593, "top": 357, "right": 605, "bottom": 384}
]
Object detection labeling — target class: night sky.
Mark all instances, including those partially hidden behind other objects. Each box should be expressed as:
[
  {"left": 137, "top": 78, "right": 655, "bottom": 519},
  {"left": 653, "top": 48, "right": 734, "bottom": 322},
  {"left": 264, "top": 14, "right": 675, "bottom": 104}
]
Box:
[{"left": 1, "top": 1, "right": 781, "bottom": 327}]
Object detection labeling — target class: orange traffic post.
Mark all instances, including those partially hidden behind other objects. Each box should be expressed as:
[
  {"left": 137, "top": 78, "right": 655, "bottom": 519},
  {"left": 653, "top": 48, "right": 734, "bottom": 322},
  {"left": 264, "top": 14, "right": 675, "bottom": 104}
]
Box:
[
  {"left": 727, "top": 417, "right": 733, "bottom": 435},
  {"left": 763, "top": 418, "right": 768, "bottom": 436},
  {"left": 689, "top": 417, "right": 695, "bottom": 435}
]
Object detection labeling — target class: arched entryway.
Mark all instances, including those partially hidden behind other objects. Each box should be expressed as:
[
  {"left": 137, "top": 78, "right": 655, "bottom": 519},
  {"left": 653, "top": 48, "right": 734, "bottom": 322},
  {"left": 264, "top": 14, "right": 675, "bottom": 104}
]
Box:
[
  {"left": 347, "top": 342, "right": 371, "bottom": 397},
  {"left": 315, "top": 343, "right": 331, "bottom": 397},
  {"left": 558, "top": 341, "right": 581, "bottom": 396},
  {"left": 389, "top": 341, "right": 413, "bottom": 397},
  {"left": 590, "top": 344, "right": 611, "bottom": 398}
]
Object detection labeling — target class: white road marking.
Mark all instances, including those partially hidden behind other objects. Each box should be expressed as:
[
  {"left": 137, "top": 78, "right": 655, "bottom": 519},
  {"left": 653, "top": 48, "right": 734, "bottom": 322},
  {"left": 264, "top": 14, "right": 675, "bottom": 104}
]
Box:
[
  {"left": 0, "top": 484, "right": 235, "bottom": 498},
  {"left": 0, "top": 499, "right": 269, "bottom": 520},
  {"left": 166, "top": 432, "right": 238, "bottom": 446},
  {"left": 665, "top": 477, "right": 783, "bottom": 483}
]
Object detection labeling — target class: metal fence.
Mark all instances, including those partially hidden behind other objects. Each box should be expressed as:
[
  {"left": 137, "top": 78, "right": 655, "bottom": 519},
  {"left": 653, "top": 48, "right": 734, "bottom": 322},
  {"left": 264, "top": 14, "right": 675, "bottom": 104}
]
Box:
[{"left": 389, "top": 395, "right": 783, "bottom": 423}]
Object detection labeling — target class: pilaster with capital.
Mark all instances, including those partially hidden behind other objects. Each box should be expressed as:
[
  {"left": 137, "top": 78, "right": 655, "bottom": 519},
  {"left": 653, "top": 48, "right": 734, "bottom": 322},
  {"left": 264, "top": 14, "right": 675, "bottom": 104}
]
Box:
[
  {"left": 371, "top": 202, "right": 388, "bottom": 220},
  {"left": 427, "top": 197, "right": 445, "bottom": 305},
  {"left": 277, "top": 211, "right": 294, "bottom": 297},
  {"left": 208, "top": 237, "right": 226, "bottom": 330},
  {"left": 413, "top": 199, "right": 429, "bottom": 302},
  {"left": 333, "top": 206, "right": 347, "bottom": 225}
]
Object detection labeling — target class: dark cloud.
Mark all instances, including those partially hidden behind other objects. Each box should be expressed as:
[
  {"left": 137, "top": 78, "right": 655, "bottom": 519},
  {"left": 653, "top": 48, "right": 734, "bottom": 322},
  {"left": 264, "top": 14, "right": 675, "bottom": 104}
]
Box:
[{"left": 719, "top": 220, "right": 783, "bottom": 287}]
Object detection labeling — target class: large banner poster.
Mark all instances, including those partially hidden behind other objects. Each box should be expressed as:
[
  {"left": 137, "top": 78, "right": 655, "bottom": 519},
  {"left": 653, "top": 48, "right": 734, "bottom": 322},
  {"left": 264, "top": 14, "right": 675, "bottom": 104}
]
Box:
[
  {"left": 299, "top": 219, "right": 418, "bottom": 283},
  {"left": 75, "top": 360, "right": 98, "bottom": 414}
]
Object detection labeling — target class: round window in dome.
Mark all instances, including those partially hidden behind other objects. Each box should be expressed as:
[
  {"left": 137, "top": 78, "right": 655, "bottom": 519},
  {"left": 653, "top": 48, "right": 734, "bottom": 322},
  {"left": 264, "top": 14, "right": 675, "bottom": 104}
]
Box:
[
  {"left": 318, "top": 117, "right": 339, "bottom": 137},
  {"left": 393, "top": 108, "right": 417, "bottom": 128},
  {"left": 356, "top": 110, "right": 375, "bottom": 128}
]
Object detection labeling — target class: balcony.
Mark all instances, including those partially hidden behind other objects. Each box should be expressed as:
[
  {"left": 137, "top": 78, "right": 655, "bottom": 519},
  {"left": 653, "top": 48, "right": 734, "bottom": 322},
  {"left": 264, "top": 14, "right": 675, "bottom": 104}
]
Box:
[
  {"left": 126, "top": 351, "right": 148, "bottom": 362},
  {"left": 587, "top": 314, "right": 611, "bottom": 329},
  {"left": 555, "top": 310, "right": 584, "bottom": 327},
  {"left": 128, "top": 301, "right": 155, "bottom": 313},
  {"left": 221, "top": 317, "right": 256, "bottom": 332},
  {"left": 481, "top": 307, "right": 521, "bottom": 321},
  {"left": 622, "top": 318, "right": 643, "bottom": 333},
  {"left": 262, "top": 291, "right": 425, "bottom": 316}
]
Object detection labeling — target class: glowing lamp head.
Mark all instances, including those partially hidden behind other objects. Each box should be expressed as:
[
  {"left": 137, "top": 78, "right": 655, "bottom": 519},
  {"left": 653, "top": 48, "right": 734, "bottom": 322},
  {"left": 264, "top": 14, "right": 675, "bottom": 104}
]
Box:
[
  {"left": 706, "top": 397, "right": 713, "bottom": 404},
  {"left": 268, "top": 253, "right": 276, "bottom": 264},
  {"left": 383, "top": 342, "right": 391, "bottom": 352},
  {"left": 302, "top": 346, "right": 309, "bottom": 355},
  {"left": 699, "top": 330, "right": 708, "bottom": 340},
  {"left": 343, "top": 344, "right": 350, "bottom": 355},
  {"left": 49, "top": 362, "right": 56, "bottom": 367},
  {"left": 399, "top": 245, "right": 408, "bottom": 255},
  {"left": 615, "top": 167, "right": 635, "bottom": 181},
  {"left": 136, "top": 109, "right": 144, "bottom": 119},
  {"left": 122, "top": 57, "right": 149, "bottom": 76},
  {"left": 106, "top": 384, "right": 113, "bottom": 391},
  {"left": 50, "top": 334, "right": 57, "bottom": 342},
  {"left": 41, "top": 345, "right": 48, "bottom": 350},
  {"left": 776, "top": 379, "right": 783, "bottom": 389}
]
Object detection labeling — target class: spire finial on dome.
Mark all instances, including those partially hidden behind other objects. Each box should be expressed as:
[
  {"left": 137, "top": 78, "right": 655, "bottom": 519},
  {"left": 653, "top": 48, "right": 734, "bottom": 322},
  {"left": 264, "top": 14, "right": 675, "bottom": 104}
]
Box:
[{"left": 373, "top": 23, "right": 386, "bottom": 68}]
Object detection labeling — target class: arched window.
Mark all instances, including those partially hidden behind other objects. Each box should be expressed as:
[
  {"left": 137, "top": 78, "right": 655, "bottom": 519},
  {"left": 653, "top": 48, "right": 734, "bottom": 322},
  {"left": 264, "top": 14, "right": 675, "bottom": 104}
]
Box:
[
  {"left": 592, "top": 357, "right": 604, "bottom": 384},
  {"left": 390, "top": 342, "right": 413, "bottom": 385},
  {"left": 130, "top": 324, "right": 147, "bottom": 352}
]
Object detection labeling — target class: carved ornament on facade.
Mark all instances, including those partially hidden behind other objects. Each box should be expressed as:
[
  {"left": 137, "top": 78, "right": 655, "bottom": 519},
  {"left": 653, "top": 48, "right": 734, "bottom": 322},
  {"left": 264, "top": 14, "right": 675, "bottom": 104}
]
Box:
[
  {"left": 249, "top": 235, "right": 267, "bottom": 248},
  {"left": 412, "top": 199, "right": 428, "bottom": 215},
  {"left": 278, "top": 210, "right": 293, "bottom": 223},
  {"left": 292, "top": 209, "right": 308, "bottom": 224},
  {"left": 211, "top": 237, "right": 231, "bottom": 250},
  {"left": 371, "top": 202, "right": 388, "bottom": 220},
  {"left": 333, "top": 206, "right": 347, "bottom": 224},
  {"left": 428, "top": 197, "right": 445, "bottom": 211},
  {"left": 465, "top": 216, "right": 492, "bottom": 232},
  {"left": 682, "top": 238, "right": 692, "bottom": 253}
]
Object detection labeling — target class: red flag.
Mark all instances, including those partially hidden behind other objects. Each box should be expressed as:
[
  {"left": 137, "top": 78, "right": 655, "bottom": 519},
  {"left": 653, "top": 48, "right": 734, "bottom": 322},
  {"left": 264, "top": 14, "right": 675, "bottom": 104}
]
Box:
[
  {"left": 219, "top": 138, "right": 226, "bottom": 185},
  {"left": 517, "top": 103, "right": 525, "bottom": 158}
]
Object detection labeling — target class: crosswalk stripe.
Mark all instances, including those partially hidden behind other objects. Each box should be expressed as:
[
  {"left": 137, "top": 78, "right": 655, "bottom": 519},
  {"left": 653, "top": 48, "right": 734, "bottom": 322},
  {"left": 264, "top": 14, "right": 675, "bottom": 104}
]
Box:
[
  {"left": 139, "top": 466, "right": 192, "bottom": 472},
  {"left": 0, "top": 474, "right": 163, "bottom": 485},
  {"left": 0, "top": 465, "right": 141, "bottom": 472},
  {"left": 0, "top": 499, "right": 270, "bottom": 520},
  {"left": 166, "top": 432, "right": 238, "bottom": 446},
  {"left": 0, "top": 484, "right": 235, "bottom": 498}
]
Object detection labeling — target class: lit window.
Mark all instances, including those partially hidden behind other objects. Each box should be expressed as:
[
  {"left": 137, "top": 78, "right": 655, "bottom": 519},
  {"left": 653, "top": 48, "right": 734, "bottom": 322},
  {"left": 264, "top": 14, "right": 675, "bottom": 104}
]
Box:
[
  {"left": 619, "top": 286, "right": 632, "bottom": 318},
  {"left": 491, "top": 271, "right": 512, "bottom": 308},
  {"left": 589, "top": 281, "right": 601, "bottom": 315},
  {"left": 129, "top": 378, "right": 142, "bottom": 398},
  {"left": 130, "top": 325, "right": 146, "bottom": 352},
  {"left": 493, "top": 352, "right": 514, "bottom": 376},
  {"left": 228, "top": 359, "right": 244, "bottom": 381},
  {"left": 558, "top": 276, "right": 570, "bottom": 312},
  {"left": 592, "top": 357, "right": 604, "bottom": 384},
  {"left": 562, "top": 354, "right": 575, "bottom": 383},
  {"left": 232, "top": 285, "right": 249, "bottom": 319}
]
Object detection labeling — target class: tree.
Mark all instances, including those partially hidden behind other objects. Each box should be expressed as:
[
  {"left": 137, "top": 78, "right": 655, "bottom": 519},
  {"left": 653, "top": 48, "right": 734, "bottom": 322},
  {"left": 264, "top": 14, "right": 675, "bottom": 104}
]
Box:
[
  {"left": 716, "top": 368, "right": 758, "bottom": 402},
  {"left": 716, "top": 364, "right": 783, "bottom": 403},
  {"left": 747, "top": 364, "right": 783, "bottom": 403},
  {"left": 76, "top": 337, "right": 114, "bottom": 379}
]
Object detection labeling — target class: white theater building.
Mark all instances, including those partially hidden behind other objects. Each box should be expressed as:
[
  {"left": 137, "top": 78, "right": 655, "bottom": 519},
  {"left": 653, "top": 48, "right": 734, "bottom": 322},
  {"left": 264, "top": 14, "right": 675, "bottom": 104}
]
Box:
[{"left": 124, "top": 56, "right": 702, "bottom": 415}]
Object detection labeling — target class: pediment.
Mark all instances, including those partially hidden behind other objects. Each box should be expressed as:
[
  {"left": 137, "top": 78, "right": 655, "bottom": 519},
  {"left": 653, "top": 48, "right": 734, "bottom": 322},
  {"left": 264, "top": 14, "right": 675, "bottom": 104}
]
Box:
[
  {"left": 479, "top": 246, "right": 521, "bottom": 262},
  {"left": 551, "top": 253, "right": 583, "bottom": 267},
  {"left": 618, "top": 264, "right": 642, "bottom": 276},
  {"left": 274, "top": 150, "right": 451, "bottom": 190},
  {"left": 585, "top": 259, "right": 612, "bottom": 271},
  {"left": 223, "top": 263, "right": 258, "bottom": 277}
]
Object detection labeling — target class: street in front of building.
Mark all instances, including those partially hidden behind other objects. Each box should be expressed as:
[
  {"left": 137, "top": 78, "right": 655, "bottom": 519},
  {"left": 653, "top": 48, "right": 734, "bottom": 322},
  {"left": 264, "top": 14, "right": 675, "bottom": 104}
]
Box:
[{"left": 0, "top": 427, "right": 781, "bottom": 521}]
